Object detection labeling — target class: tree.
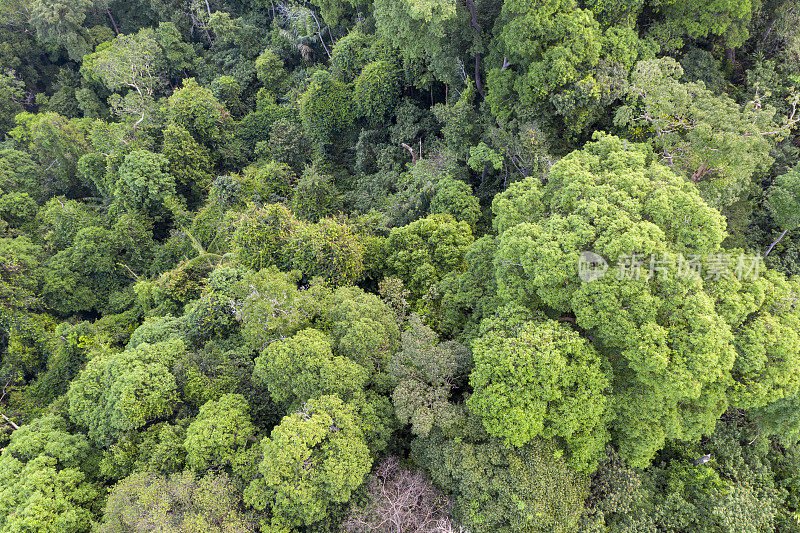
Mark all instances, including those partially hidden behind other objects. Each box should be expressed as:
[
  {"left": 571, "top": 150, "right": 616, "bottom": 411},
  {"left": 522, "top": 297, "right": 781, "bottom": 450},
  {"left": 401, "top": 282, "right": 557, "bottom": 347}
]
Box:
[
  {"left": 82, "top": 28, "right": 164, "bottom": 129},
  {"left": 9, "top": 112, "right": 92, "bottom": 198},
  {"left": 388, "top": 314, "right": 471, "bottom": 437},
  {"left": 253, "top": 328, "right": 368, "bottom": 407},
  {"left": 468, "top": 312, "right": 611, "bottom": 471},
  {"left": 765, "top": 164, "right": 800, "bottom": 256},
  {"left": 114, "top": 149, "right": 179, "bottom": 218},
  {"left": 413, "top": 426, "right": 589, "bottom": 533},
  {"left": 0, "top": 455, "right": 100, "bottom": 532},
  {"left": 291, "top": 166, "right": 341, "bottom": 222},
  {"left": 234, "top": 266, "right": 329, "bottom": 351},
  {"left": 354, "top": 60, "right": 400, "bottom": 125},
  {"left": 486, "top": 0, "right": 647, "bottom": 137},
  {"left": 231, "top": 203, "right": 296, "bottom": 271},
  {"left": 244, "top": 395, "right": 372, "bottom": 530},
  {"left": 299, "top": 70, "right": 355, "bottom": 154},
  {"left": 29, "top": 0, "right": 93, "bottom": 61},
  {"left": 291, "top": 218, "right": 365, "bottom": 286},
  {"left": 166, "top": 78, "right": 231, "bottom": 150},
  {"left": 646, "top": 0, "right": 754, "bottom": 51},
  {"left": 184, "top": 394, "right": 255, "bottom": 471},
  {"left": 0, "top": 414, "right": 99, "bottom": 532},
  {"left": 241, "top": 159, "right": 296, "bottom": 203},
  {"left": 0, "top": 72, "right": 24, "bottom": 136},
  {"left": 323, "top": 286, "right": 401, "bottom": 384},
  {"left": 99, "top": 470, "right": 257, "bottom": 532},
  {"left": 98, "top": 421, "right": 188, "bottom": 481},
  {"left": 385, "top": 213, "right": 473, "bottom": 318},
  {"left": 429, "top": 176, "right": 481, "bottom": 229},
  {"left": 373, "top": 0, "right": 474, "bottom": 88},
  {"left": 615, "top": 57, "right": 790, "bottom": 208},
  {"left": 161, "top": 123, "right": 213, "bottom": 206},
  {"left": 255, "top": 48, "right": 288, "bottom": 95},
  {"left": 41, "top": 225, "right": 125, "bottom": 315},
  {"left": 67, "top": 340, "right": 181, "bottom": 445},
  {"left": 0, "top": 236, "right": 42, "bottom": 317},
  {"left": 490, "top": 133, "right": 736, "bottom": 467}
]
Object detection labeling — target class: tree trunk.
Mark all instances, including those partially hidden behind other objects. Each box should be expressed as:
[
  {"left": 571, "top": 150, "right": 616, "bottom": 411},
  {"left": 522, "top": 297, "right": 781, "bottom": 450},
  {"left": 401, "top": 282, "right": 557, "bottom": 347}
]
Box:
[
  {"left": 464, "top": 0, "right": 484, "bottom": 99},
  {"left": 475, "top": 53, "right": 485, "bottom": 99},
  {"left": 764, "top": 228, "right": 789, "bottom": 258},
  {"left": 106, "top": 8, "right": 119, "bottom": 35},
  {"left": 1, "top": 413, "right": 19, "bottom": 431},
  {"left": 725, "top": 47, "right": 736, "bottom": 65}
]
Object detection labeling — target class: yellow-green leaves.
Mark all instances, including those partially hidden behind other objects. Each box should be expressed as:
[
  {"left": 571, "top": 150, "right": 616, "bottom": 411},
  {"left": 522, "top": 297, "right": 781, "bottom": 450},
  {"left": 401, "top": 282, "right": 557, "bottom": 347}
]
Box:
[
  {"left": 469, "top": 317, "right": 610, "bottom": 471},
  {"left": 67, "top": 340, "right": 182, "bottom": 445},
  {"left": 246, "top": 395, "right": 372, "bottom": 529}
]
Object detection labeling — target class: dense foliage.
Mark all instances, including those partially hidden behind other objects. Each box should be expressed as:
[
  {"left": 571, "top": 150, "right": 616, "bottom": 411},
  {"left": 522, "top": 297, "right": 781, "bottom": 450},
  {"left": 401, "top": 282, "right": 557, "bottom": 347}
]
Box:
[{"left": 1, "top": 0, "right": 800, "bottom": 530}]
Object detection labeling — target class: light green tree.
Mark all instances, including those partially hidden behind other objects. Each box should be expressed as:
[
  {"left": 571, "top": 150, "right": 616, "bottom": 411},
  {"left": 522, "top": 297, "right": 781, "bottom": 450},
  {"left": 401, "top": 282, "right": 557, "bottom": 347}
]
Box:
[
  {"left": 253, "top": 328, "right": 368, "bottom": 407},
  {"left": 99, "top": 471, "right": 257, "bottom": 532},
  {"left": 490, "top": 133, "right": 734, "bottom": 467},
  {"left": 765, "top": 164, "right": 800, "bottom": 256},
  {"left": 185, "top": 394, "right": 255, "bottom": 471},
  {"left": 469, "top": 312, "right": 611, "bottom": 471},
  {"left": 388, "top": 314, "right": 471, "bottom": 437},
  {"left": 67, "top": 340, "right": 182, "bottom": 445},
  {"left": 244, "top": 395, "right": 372, "bottom": 530}
]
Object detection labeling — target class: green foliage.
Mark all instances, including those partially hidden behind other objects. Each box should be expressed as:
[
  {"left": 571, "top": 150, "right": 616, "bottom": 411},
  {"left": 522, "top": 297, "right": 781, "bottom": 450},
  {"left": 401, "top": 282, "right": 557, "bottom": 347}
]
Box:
[
  {"left": 99, "top": 470, "right": 257, "bottom": 532},
  {"left": 67, "top": 340, "right": 182, "bottom": 445},
  {"left": 41, "top": 225, "right": 126, "bottom": 315},
  {"left": 4, "top": 0, "right": 800, "bottom": 527},
  {"left": 255, "top": 48, "right": 288, "bottom": 95},
  {"left": 0, "top": 236, "right": 42, "bottom": 317},
  {"left": 768, "top": 164, "right": 800, "bottom": 231},
  {"left": 291, "top": 166, "right": 341, "bottom": 222},
  {"left": 413, "top": 427, "right": 589, "bottom": 533},
  {"left": 235, "top": 266, "right": 328, "bottom": 351},
  {"left": 10, "top": 112, "right": 92, "bottom": 197},
  {"left": 291, "top": 218, "right": 365, "bottom": 286},
  {"left": 469, "top": 314, "right": 611, "bottom": 471},
  {"left": 166, "top": 78, "right": 231, "bottom": 149},
  {"left": 468, "top": 141, "right": 503, "bottom": 173},
  {"left": 615, "top": 57, "right": 780, "bottom": 208},
  {"left": 231, "top": 203, "right": 296, "bottom": 270},
  {"left": 490, "top": 133, "right": 736, "bottom": 467},
  {"left": 76, "top": 152, "right": 111, "bottom": 199},
  {"left": 81, "top": 28, "right": 164, "bottom": 127},
  {"left": 331, "top": 30, "right": 375, "bottom": 83},
  {"left": 0, "top": 455, "right": 100, "bottom": 532},
  {"left": 99, "top": 422, "right": 187, "bottom": 480},
  {"left": 300, "top": 71, "right": 355, "bottom": 152},
  {"left": 245, "top": 394, "right": 372, "bottom": 529},
  {"left": 354, "top": 60, "right": 400, "bottom": 124},
  {"left": 647, "top": 0, "right": 753, "bottom": 51},
  {"left": 254, "top": 328, "right": 368, "bottom": 406},
  {"left": 114, "top": 149, "right": 179, "bottom": 218},
  {"left": 385, "top": 213, "right": 473, "bottom": 317},
  {"left": 29, "top": 0, "right": 93, "bottom": 61},
  {"left": 0, "top": 149, "right": 39, "bottom": 202},
  {"left": 323, "top": 286, "right": 401, "bottom": 382},
  {"left": 388, "top": 314, "right": 470, "bottom": 436},
  {"left": 428, "top": 176, "right": 481, "bottom": 228},
  {"left": 161, "top": 123, "right": 213, "bottom": 205},
  {"left": 241, "top": 159, "right": 296, "bottom": 203},
  {"left": 0, "top": 73, "right": 24, "bottom": 136},
  {"left": 486, "top": 0, "right": 648, "bottom": 137},
  {"left": 185, "top": 394, "right": 255, "bottom": 471}
]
